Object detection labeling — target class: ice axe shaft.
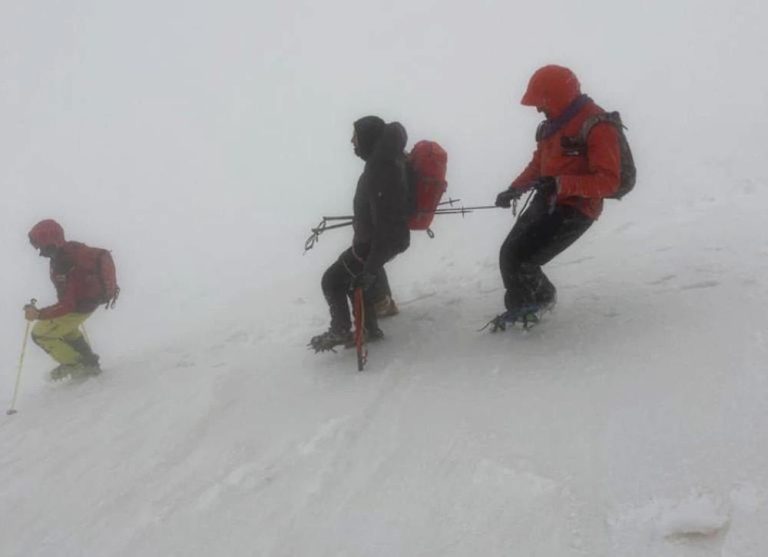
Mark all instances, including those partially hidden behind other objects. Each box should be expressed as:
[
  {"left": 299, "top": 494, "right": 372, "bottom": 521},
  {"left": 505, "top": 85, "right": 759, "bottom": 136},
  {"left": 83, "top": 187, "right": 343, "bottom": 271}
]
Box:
[{"left": 353, "top": 288, "right": 367, "bottom": 372}]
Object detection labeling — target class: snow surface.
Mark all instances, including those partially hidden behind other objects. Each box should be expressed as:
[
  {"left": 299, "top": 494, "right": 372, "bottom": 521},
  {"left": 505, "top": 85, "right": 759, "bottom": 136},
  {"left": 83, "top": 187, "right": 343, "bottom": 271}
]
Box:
[{"left": 2, "top": 1, "right": 768, "bottom": 556}]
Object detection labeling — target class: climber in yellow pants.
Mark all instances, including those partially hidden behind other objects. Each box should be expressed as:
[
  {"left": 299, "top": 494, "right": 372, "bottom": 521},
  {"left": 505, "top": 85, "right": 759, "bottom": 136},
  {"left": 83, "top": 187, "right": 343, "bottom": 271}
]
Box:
[
  {"left": 26, "top": 219, "right": 109, "bottom": 379},
  {"left": 31, "top": 313, "right": 95, "bottom": 367}
]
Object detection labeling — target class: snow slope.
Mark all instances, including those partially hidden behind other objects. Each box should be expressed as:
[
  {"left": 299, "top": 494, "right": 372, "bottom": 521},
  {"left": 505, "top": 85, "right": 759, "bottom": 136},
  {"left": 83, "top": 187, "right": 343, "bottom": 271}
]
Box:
[
  {"left": 2, "top": 0, "right": 768, "bottom": 555},
  {"left": 1, "top": 180, "right": 767, "bottom": 556}
]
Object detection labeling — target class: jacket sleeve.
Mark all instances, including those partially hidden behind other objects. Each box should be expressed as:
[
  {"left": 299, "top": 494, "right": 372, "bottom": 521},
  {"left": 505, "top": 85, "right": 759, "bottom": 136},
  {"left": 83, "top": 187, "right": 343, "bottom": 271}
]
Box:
[
  {"left": 510, "top": 147, "right": 542, "bottom": 190},
  {"left": 557, "top": 124, "right": 621, "bottom": 199},
  {"left": 38, "top": 279, "right": 77, "bottom": 320},
  {"left": 364, "top": 162, "right": 406, "bottom": 274}
]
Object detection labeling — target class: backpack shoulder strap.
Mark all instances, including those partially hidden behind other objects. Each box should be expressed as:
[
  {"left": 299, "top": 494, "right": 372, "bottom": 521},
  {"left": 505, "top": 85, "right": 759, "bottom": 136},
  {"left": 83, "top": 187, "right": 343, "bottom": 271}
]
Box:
[{"left": 578, "top": 111, "right": 626, "bottom": 144}]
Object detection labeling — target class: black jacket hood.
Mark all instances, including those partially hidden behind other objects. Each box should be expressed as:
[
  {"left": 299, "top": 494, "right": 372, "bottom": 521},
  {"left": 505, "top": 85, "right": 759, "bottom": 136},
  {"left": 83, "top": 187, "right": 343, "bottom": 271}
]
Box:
[
  {"left": 353, "top": 116, "right": 386, "bottom": 160},
  {"left": 369, "top": 121, "right": 408, "bottom": 163}
]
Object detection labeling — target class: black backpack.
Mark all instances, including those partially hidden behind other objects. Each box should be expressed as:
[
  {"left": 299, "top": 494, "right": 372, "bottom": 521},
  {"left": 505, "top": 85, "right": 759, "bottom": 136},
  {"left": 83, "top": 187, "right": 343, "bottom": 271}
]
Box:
[{"left": 573, "top": 111, "right": 636, "bottom": 199}]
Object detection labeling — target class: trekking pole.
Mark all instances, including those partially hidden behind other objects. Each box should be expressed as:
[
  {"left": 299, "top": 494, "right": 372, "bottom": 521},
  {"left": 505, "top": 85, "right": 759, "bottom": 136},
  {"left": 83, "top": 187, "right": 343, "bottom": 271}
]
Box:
[
  {"left": 352, "top": 288, "right": 367, "bottom": 372},
  {"left": 434, "top": 192, "right": 534, "bottom": 218},
  {"left": 432, "top": 210, "right": 475, "bottom": 216},
  {"left": 432, "top": 205, "right": 499, "bottom": 218},
  {"left": 7, "top": 299, "right": 37, "bottom": 416},
  {"left": 457, "top": 205, "right": 498, "bottom": 211},
  {"left": 437, "top": 197, "right": 461, "bottom": 207},
  {"left": 316, "top": 221, "right": 354, "bottom": 232},
  {"left": 304, "top": 219, "right": 354, "bottom": 253},
  {"left": 304, "top": 198, "right": 479, "bottom": 252},
  {"left": 435, "top": 205, "right": 497, "bottom": 213}
]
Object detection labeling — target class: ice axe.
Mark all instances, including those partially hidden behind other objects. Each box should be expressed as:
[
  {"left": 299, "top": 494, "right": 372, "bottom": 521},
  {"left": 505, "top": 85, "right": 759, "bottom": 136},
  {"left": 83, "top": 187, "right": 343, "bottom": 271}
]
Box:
[
  {"left": 6, "top": 298, "right": 37, "bottom": 416},
  {"left": 352, "top": 288, "right": 367, "bottom": 371}
]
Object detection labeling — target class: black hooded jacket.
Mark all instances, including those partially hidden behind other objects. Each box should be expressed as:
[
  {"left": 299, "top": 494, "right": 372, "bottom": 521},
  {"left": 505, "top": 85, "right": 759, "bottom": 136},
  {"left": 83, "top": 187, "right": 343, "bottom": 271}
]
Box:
[{"left": 352, "top": 119, "right": 411, "bottom": 273}]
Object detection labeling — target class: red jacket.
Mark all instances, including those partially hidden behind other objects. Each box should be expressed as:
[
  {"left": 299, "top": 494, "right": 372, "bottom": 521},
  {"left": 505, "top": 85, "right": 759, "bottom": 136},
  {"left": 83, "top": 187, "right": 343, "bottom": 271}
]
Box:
[
  {"left": 512, "top": 99, "right": 621, "bottom": 220},
  {"left": 39, "top": 242, "right": 100, "bottom": 320}
]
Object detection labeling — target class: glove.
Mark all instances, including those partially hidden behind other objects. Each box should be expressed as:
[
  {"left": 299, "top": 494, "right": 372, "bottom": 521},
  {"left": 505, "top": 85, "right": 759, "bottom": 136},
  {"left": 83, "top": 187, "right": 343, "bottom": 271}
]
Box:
[
  {"left": 24, "top": 306, "right": 40, "bottom": 321},
  {"left": 350, "top": 270, "right": 377, "bottom": 292},
  {"left": 495, "top": 187, "right": 523, "bottom": 208},
  {"left": 532, "top": 176, "right": 559, "bottom": 197}
]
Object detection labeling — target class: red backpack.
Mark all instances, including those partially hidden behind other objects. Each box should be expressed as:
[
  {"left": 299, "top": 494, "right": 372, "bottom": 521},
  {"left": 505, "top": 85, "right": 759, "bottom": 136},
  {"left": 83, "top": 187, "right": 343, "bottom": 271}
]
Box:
[
  {"left": 407, "top": 140, "right": 448, "bottom": 231},
  {"left": 74, "top": 245, "right": 120, "bottom": 308}
]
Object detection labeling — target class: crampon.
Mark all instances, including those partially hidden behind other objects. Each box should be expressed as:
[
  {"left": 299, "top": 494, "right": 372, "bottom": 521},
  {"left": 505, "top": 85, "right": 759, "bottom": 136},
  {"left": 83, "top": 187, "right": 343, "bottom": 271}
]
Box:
[
  {"left": 308, "top": 329, "right": 353, "bottom": 353},
  {"left": 480, "top": 305, "right": 546, "bottom": 333},
  {"left": 49, "top": 363, "right": 102, "bottom": 381}
]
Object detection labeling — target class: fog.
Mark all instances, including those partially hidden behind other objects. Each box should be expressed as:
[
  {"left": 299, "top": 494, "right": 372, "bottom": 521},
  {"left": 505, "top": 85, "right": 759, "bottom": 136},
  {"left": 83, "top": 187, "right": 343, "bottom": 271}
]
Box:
[
  {"left": 3, "top": 2, "right": 768, "bottom": 555},
  {"left": 1, "top": 0, "right": 766, "bottom": 383}
]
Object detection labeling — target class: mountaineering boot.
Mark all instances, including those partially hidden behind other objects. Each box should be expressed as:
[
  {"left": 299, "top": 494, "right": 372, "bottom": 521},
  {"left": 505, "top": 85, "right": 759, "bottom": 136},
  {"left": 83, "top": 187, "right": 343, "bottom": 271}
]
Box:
[
  {"left": 344, "top": 326, "right": 384, "bottom": 348},
  {"left": 308, "top": 328, "right": 353, "bottom": 353},
  {"left": 374, "top": 296, "right": 399, "bottom": 318},
  {"left": 536, "top": 291, "right": 557, "bottom": 314},
  {"left": 366, "top": 327, "right": 385, "bottom": 342},
  {"left": 67, "top": 337, "right": 100, "bottom": 367},
  {"left": 50, "top": 361, "right": 102, "bottom": 381},
  {"left": 50, "top": 364, "right": 77, "bottom": 381},
  {"left": 69, "top": 363, "right": 102, "bottom": 379},
  {"left": 484, "top": 304, "right": 544, "bottom": 332}
]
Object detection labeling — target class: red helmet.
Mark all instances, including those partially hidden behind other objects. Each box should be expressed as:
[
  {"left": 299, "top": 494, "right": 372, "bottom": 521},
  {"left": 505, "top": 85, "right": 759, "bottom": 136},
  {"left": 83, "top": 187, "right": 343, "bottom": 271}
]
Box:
[
  {"left": 29, "top": 219, "right": 65, "bottom": 249},
  {"left": 521, "top": 65, "right": 581, "bottom": 116}
]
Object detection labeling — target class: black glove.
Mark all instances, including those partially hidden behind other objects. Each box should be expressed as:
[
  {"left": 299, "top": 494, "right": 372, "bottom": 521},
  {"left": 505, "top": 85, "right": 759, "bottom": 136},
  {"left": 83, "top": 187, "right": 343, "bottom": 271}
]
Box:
[
  {"left": 532, "top": 176, "right": 558, "bottom": 197},
  {"left": 350, "top": 270, "right": 377, "bottom": 292},
  {"left": 495, "top": 187, "right": 523, "bottom": 208}
]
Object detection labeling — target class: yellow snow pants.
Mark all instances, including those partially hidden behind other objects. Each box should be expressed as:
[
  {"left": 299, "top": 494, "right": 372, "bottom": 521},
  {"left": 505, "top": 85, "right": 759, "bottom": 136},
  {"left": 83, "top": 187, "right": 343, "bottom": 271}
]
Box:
[{"left": 31, "top": 313, "right": 93, "bottom": 365}]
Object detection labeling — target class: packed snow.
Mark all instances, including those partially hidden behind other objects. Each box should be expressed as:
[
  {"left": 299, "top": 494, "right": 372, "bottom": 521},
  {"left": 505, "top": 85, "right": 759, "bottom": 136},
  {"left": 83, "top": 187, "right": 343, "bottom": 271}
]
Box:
[{"left": 1, "top": 1, "right": 767, "bottom": 555}]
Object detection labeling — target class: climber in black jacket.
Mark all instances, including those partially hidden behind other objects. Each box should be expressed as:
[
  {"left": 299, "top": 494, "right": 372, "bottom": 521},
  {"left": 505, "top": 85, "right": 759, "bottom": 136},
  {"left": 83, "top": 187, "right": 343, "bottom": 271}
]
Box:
[{"left": 309, "top": 116, "right": 411, "bottom": 353}]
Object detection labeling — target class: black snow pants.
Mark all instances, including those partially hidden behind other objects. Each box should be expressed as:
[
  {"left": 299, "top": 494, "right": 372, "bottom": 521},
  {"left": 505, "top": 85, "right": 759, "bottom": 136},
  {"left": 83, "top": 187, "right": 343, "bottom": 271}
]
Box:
[
  {"left": 499, "top": 194, "right": 594, "bottom": 311},
  {"left": 321, "top": 246, "right": 392, "bottom": 334},
  {"left": 369, "top": 266, "right": 392, "bottom": 304}
]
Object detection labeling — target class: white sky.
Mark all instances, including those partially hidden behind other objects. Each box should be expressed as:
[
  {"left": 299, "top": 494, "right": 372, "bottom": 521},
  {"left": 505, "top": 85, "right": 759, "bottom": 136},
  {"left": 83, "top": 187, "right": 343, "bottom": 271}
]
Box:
[{"left": 1, "top": 0, "right": 766, "bottom": 360}]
